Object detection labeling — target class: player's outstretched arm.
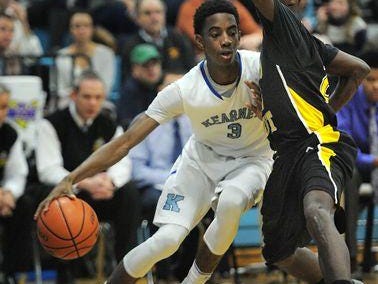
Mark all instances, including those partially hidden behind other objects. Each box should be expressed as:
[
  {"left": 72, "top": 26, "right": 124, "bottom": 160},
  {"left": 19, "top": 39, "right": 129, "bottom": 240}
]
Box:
[
  {"left": 327, "top": 50, "right": 370, "bottom": 112},
  {"left": 250, "top": 0, "right": 275, "bottom": 21},
  {"left": 34, "top": 114, "right": 159, "bottom": 218}
]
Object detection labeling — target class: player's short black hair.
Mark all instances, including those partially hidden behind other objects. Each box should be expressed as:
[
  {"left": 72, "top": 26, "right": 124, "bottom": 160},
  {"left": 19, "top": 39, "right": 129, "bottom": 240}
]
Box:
[
  {"left": 359, "top": 50, "right": 378, "bottom": 69},
  {"left": 194, "top": 0, "right": 239, "bottom": 35}
]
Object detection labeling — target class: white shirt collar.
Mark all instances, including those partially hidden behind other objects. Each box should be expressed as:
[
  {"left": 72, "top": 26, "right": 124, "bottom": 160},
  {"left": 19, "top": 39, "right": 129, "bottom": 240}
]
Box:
[
  {"left": 139, "top": 28, "right": 168, "bottom": 47},
  {"left": 69, "top": 102, "right": 94, "bottom": 129}
]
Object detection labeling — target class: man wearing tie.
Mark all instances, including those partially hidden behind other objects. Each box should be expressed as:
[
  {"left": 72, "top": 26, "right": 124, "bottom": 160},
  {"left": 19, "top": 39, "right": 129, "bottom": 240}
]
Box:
[
  {"left": 337, "top": 50, "right": 378, "bottom": 276},
  {"left": 35, "top": 70, "right": 141, "bottom": 283}
]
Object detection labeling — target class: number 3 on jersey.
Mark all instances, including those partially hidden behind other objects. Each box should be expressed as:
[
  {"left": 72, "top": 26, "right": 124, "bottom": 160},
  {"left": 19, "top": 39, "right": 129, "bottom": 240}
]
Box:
[
  {"left": 263, "top": 111, "right": 277, "bottom": 134},
  {"left": 227, "top": 123, "right": 242, "bottom": 139}
]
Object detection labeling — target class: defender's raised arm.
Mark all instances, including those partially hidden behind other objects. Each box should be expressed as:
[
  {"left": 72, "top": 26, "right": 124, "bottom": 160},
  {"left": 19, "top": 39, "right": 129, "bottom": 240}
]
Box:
[{"left": 250, "top": 0, "right": 275, "bottom": 21}]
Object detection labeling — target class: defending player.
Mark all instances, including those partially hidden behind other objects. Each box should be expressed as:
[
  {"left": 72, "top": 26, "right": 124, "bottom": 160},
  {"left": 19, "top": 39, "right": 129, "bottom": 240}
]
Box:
[
  {"left": 35, "top": 1, "right": 273, "bottom": 283},
  {"left": 250, "top": 0, "right": 370, "bottom": 283}
]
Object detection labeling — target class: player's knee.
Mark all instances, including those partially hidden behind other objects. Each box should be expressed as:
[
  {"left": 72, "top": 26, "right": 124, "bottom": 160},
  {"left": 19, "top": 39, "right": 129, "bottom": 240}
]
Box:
[
  {"left": 152, "top": 224, "right": 188, "bottom": 256},
  {"left": 218, "top": 190, "right": 248, "bottom": 217},
  {"left": 304, "top": 203, "right": 332, "bottom": 233},
  {"left": 153, "top": 233, "right": 183, "bottom": 255}
]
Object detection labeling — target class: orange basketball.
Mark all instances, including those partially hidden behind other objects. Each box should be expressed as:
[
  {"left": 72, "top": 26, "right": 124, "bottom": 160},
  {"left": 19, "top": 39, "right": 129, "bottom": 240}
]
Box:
[{"left": 36, "top": 196, "right": 99, "bottom": 260}]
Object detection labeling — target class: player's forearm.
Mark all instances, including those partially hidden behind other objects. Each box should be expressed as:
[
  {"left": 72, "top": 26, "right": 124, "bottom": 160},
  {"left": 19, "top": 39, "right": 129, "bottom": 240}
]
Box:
[
  {"left": 328, "top": 76, "right": 359, "bottom": 112},
  {"left": 67, "top": 135, "right": 131, "bottom": 185},
  {"left": 67, "top": 113, "right": 159, "bottom": 185},
  {"left": 327, "top": 51, "right": 370, "bottom": 112}
]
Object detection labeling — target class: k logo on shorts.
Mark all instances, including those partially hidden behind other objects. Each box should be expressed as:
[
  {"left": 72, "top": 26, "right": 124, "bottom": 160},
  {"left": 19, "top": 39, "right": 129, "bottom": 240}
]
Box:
[{"left": 163, "top": 193, "right": 184, "bottom": 212}]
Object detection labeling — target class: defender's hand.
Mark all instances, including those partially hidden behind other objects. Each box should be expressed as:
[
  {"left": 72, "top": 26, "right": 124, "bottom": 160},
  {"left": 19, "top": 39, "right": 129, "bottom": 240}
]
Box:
[
  {"left": 244, "top": 80, "right": 263, "bottom": 120},
  {"left": 34, "top": 177, "right": 76, "bottom": 219}
]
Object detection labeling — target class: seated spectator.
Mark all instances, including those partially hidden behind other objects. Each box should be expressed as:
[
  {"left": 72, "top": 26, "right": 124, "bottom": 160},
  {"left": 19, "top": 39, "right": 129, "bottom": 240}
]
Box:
[
  {"left": 176, "top": 0, "right": 262, "bottom": 57},
  {"left": 336, "top": 50, "right": 378, "bottom": 276},
  {"left": 55, "top": 11, "right": 115, "bottom": 109},
  {"left": 117, "top": 43, "right": 181, "bottom": 127},
  {"left": 0, "top": 0, "right": 42, "bottom": 56},
  {"left": 35, "top": 71, "right": 141, "bottom": 283},
  {"left": 27, "top": 0, "right": 70, "bottom": 51},
  {"left": 121, "top": 0, "right": 195, "bottom": 80},
  {"left": 92, "top": 0, "right": 139, "bottom": 39},
  {"left": 0, "top": 83, "right": 29, "bottom": 284},
  {"left": 316, "top": 0, "right": 367, "bottom": 54},
  {"left": 0, "top": 12, "right": 27, "bottom": 75}
]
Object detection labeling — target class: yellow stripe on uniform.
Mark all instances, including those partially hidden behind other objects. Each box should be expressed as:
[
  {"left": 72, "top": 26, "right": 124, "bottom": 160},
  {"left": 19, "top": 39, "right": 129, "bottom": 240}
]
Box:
[
  {"left": 276, "top": 65, "right": 340, "bottom": 202},
  {"left": 288, "top": 87, "right": 324, "bottom": 131},
  {"left": 320, "top": 75, "right": 330, "bottom": 103},
  {"left": 316, "top": 124, "right": 340, "bottom": 144},
  {"left": 288, "top": 87, "right": 339, "bottom": 202},
  {"left": 318, "top": 145, "right": 339, "bottom": 202},
  {"left": 288, "top": 88, "right": 340, "bottom": 144},
  {"left": 318, "top": 145, "right": 336, "bottom": 170}
]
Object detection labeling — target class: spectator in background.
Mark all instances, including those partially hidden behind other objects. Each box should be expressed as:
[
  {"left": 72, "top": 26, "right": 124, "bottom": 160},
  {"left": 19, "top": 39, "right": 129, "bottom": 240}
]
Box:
[
  {"left": 0, "top": 0, "right": 42, "bottom": 56},
  {"left": 357, "top": 0, "right": 378, "bottom": 22},
  {"left": 0, "top": 12, "right": 29, "bottom": 75},
  {"left": 176, "top": 0, "right": 262, "bottom": 57},
  {"left": 0, "top": 83, "right": 29, "bottom": 284},
  {"left": 55, "top": 11, "right": 115, "bottom": 109},
  {"left": 92, "top": 0, "right": 139, "bottom": 40},
  {"left": 36, "top": 71, "right": 140, "bottom": 283},
  {"left": 121, "top": 0, "right": 195, "bottom": 81},
  {"left": 337, "top": 50, "right": 378, "bottom": 276},
  {"left": 117, "top": 43, "right": 181, "bottom": 128},
  {"left": 317, "top": 0, "right": 367, "bottom": 54},
  {"left": 163, "top": 0, "right": 185, "bottom": 27}
]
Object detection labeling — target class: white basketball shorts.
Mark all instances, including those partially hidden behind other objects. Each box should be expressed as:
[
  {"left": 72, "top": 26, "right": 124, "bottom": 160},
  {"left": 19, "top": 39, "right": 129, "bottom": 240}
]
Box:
[{"left": 153, "top": 137, "right": 273, "bottom": 231}]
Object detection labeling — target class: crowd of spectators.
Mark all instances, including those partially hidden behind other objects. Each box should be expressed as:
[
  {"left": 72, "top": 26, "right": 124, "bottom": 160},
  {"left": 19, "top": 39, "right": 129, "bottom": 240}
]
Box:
[{"left": 0, "top": 0, "right": 378, "bottom": 283}]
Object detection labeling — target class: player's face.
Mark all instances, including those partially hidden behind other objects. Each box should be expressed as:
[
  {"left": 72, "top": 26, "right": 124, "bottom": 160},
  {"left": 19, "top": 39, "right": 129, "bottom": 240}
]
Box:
[
  {"left": 363, "top": 68, "right": 378, "bottom": 103},
  {"left": 72, "top": 79, "right": 106, "bottom": 121},
  {"left": 197, "top": 13, "right": 240, "bottom": 66},
  {"left": 280, "top": 0, "right": 300, "bottom": 7},
  {"left": 0, "top": 92, "right": 9, "bottom": 125}
]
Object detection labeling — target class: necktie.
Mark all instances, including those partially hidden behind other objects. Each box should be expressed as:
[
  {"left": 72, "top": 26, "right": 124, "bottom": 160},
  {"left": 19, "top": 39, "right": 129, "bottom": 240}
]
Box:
[
  {"left": 369, "top": 105, "right": 378, "bottom": 204},
  {"left": 171, "top": 119, "right": 182, "bottom": 163},
  {"left": 82, "top": 122, "right": 89, "bottom": 133}
]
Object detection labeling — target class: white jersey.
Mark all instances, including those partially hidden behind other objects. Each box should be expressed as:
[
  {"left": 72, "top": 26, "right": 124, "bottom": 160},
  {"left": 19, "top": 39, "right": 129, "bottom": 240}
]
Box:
[{"left": 146, "top": 50, "right": 272, "bottom": 158}]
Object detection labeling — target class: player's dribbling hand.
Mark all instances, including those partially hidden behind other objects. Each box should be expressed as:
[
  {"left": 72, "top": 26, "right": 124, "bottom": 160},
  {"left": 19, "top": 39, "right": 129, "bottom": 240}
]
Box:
[
  {"left": 244, "top": 80, "right": 263, "bottom": 120},
  {"left": 34, "top": 176, "right": 76, "bottom": 220}
]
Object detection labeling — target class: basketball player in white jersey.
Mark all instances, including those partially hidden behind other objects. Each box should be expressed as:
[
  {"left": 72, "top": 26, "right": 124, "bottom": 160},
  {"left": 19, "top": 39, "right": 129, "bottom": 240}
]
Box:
[{"left": 35, "top": 1, "right": 273, "bottom": 283}]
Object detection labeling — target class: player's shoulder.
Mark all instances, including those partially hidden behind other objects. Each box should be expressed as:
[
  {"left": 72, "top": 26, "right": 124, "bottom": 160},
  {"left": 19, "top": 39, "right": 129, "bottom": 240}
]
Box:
[
  {"left": 173, "top": 62, "right": 203, "bottom": 92},
  {"left": 238, "top": 49, "right": 260, "bottom": 74}
]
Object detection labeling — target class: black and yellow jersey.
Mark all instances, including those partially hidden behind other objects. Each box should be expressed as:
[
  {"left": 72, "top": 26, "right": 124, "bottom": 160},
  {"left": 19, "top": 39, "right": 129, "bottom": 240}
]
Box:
[{"left": 258, "top": 0, "right": 340, "bottom": 153}]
